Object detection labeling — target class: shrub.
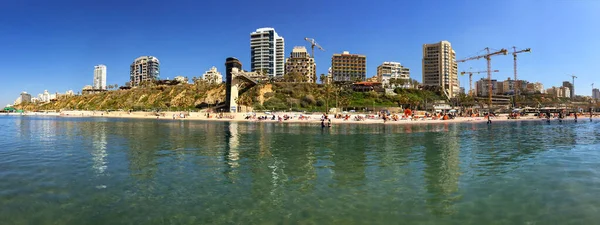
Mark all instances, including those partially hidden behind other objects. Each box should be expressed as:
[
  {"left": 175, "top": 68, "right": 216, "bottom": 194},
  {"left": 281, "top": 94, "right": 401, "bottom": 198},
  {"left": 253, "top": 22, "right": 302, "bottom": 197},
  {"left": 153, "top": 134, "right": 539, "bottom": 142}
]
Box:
[
  {"left": 302, "top": 94, "right": 316, "bottom": 105},
  {"left": 316, "top": 99, "right": 325, "bottom": 107},
  {"left": 264, "top": 92, "right": 274, "bottom": 98}
]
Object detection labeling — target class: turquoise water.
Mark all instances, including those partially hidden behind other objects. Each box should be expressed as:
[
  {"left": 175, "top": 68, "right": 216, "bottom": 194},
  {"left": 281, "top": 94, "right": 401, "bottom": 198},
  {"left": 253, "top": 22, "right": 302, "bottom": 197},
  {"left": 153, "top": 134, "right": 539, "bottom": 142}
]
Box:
[{"left": 1, "top": 116, "right": 600, "bottom": 224}]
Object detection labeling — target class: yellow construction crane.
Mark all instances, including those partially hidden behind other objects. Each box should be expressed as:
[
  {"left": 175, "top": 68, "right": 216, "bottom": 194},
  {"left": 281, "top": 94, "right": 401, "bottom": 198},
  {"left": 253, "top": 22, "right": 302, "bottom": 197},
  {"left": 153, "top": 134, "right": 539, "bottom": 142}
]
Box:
[
  {"left": 304, "top": 37, "right": 325, "bottom": 59},
  {"left": 456, "top": 48, "right": 508, "bottom": 108},
  {"left": 461, "top": 69, "right": 499, "bottom": 96},
  {"left": 512, "top": 47, "right": 531, "bottom": 97}
]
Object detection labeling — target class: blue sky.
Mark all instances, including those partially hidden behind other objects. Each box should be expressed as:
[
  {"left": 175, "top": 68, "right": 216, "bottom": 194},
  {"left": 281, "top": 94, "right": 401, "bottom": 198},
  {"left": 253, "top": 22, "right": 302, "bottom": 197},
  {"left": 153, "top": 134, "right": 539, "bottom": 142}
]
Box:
[{"left": 1, "top": 0, "right": 599, "bottom": 106}]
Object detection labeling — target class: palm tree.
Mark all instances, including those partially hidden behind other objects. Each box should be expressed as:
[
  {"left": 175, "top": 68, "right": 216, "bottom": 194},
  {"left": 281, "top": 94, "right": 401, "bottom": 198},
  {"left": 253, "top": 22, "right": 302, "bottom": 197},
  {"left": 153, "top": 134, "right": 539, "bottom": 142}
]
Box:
[{"left": 319, "top": 74, "right": 326, "bottom": 84}]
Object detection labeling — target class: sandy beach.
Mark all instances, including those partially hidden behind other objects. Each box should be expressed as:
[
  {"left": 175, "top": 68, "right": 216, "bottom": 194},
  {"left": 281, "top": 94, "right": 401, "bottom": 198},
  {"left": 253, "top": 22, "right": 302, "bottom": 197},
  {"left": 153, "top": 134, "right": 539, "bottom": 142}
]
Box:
[{"left": 5, "top": 110, "right": 580, "bottom": 125}]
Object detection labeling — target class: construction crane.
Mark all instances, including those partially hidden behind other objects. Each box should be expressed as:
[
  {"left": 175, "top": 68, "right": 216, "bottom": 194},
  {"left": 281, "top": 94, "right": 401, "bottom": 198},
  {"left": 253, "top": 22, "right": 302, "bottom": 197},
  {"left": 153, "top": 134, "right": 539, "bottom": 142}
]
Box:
[
  {"left": 571, "top": 74, "right": 577, "bottom": 99},
  {"left": 456, "top": 48, "right": 508, "bottom": 109},
  {"left": 460, "top": 69, "right": 499, "bottom": 96},
  {"left": 512, "top": 47, "right": 531, "bottom": 97},
  {"left": 303, "top": 37, "right": 325, "bottom": 59}
]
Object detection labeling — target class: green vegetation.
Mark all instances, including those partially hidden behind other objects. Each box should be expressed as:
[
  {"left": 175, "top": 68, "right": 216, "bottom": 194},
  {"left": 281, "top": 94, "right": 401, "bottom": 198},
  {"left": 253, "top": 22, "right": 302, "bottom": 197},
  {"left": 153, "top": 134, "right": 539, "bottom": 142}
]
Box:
[
  {"left": 18, "top": 81, "right": 225, "bottom": 112},
  {"left": 242, "top": 83, "right": 444, "bottom": 112},
  {"left": 16, "top": 80, "right": 447, "bottom": 112}
]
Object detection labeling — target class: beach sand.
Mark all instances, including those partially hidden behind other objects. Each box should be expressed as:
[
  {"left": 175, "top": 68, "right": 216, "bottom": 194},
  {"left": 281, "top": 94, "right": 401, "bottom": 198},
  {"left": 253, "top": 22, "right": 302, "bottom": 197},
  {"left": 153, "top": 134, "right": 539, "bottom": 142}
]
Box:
[{"left": 38, "top": 110, "right": 580, "bottom": 125}]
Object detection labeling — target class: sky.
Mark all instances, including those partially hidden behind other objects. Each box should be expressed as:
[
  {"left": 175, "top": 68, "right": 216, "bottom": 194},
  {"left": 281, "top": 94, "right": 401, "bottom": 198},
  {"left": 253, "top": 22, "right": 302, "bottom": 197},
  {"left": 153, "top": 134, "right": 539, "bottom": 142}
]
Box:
[{"left": 1, "top": 0, "right": 599, "bottom": 106}]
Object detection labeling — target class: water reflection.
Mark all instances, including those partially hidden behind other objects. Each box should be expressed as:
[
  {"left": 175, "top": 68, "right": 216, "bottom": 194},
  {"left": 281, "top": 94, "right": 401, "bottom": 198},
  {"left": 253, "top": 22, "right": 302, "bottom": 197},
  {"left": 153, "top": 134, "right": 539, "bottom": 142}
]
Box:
[
  {"left": 91, "top": 122, "right": 108, "bottom": 175},
  {"left": 7, "top": 117, "right": 600, "bottom": 224},
  {"left": 423, "top": 124, "right": 461, "bottom": 215},
  {"left": 224, "top": 122, "right": 240, "bottom": 182}
]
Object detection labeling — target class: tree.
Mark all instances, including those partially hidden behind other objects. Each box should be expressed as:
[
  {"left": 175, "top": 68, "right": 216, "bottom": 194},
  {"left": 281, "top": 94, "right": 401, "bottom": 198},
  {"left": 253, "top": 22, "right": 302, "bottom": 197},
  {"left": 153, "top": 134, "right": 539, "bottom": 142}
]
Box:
[
  {"left": 319, "top": 74, "right": 326, "bottom": 84},
  {"left": 283, "top": 72, "right": 306, "bottom": 83},
  {"left": 338, "top": 95, "right": 350, "bottom": 111},
  {"left": 236, "top": 94, "right": 253, "bottom": 112}
]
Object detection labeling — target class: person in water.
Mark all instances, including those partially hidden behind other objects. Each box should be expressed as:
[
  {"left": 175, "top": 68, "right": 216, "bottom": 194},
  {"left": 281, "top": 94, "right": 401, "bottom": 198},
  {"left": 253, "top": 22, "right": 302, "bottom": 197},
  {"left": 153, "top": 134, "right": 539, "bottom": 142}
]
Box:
[
  {"left": 574, "top": 112, "right": 578, "bottom": 122},
  {"left": 487, "top": 113, "right": 492, "bottom": 124},
  {"left": 321, "top": 119, "right": 326, "bottom": 128},
  {"left": 328, "top": 119, "right": 332, "bottom": 127}
]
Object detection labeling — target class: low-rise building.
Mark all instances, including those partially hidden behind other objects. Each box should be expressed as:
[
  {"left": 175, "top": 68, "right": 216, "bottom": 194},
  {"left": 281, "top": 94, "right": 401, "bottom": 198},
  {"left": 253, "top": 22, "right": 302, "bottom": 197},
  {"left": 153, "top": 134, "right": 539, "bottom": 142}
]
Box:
[
  {"left": 174, "top": 76, "right": 187, "bottom": 84},
  {"left": 496, "top": 82, "right": 504, "bottom": 95},
  {"left": 82, "top": 85, "right": 106, "bottom": 95},
  {"left": 532, "top": 82, "right": 544, "bottom": 94},
  {"left": 475, "top": 78, "right": 498, "bottom": 97},
  {"left": 202, "top": 66, "right": 223, "bottom": 84},
  {"left": 366, "top": 76, "right": 378, "bottom": 83},
  {"left": 352, "top": 82, "right": 384, "bottom": 92},
  {"left": 546, "top": 86, "right": 570, "bottom": 98},
  {"left": 502, "top": 78, "right": 515, "bottom": 95},
  {"left": 376, "top": 62, "right": 410, "bottom": 88}
]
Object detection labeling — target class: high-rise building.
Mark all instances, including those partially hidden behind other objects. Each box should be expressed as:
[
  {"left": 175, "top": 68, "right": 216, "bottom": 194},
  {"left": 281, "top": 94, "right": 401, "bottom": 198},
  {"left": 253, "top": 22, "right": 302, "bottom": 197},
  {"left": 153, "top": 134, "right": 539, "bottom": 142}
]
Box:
[
  {"left": 130, "top": 56, "right": 160, "bottom": 86},
  {"left": 562, "top": 81, "right": 574, "bottom": 98},
  {"left": 377, "top": 62, "right": 410, "bottom": 88},
  {"left": 250, "top": 27, "right": 285, "bottom": 78},
  {"left": 331, "top": 51, "right": 366, "bottom": 82},
  {"left": 593, "top": 88, "right": 600, "bottom": 100},
  {"left": 14, "top": 92, "right": 32, "bottom": 105},
  {"left": 285, "top": 46, "right": 316, "bottom": 83},
  {"left": 93, "top": 64, "right": 107, "bottom": 90},
  {"left": 202, "top": 66, "right": 223, "bottom": 84},
  {"left": 422, "top": 41, "right": 458, "bottom": 98}
]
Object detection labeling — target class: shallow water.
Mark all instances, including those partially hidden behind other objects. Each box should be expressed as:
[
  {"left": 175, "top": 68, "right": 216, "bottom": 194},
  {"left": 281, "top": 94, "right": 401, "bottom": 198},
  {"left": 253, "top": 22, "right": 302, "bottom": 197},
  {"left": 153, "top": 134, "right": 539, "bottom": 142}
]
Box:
[{"left": 1, "top": 116, "right": 600, "bottom": 224}]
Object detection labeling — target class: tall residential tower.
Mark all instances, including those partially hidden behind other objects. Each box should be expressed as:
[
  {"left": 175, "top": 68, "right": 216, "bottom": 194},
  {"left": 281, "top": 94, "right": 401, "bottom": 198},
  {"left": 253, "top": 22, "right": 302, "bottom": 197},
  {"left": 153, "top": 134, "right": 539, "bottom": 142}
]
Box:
[
  {"left": 250, "top": 28, "right": 285, "bottom": 78},
  {"left": 93, "top": 64, "right": 107, "bottom": 90},
  {"left": 130, "top": 56, "right": 160, "bottom": 86},
  {"left": 422, "top": 41, "right": 458, "bottom": 98}
]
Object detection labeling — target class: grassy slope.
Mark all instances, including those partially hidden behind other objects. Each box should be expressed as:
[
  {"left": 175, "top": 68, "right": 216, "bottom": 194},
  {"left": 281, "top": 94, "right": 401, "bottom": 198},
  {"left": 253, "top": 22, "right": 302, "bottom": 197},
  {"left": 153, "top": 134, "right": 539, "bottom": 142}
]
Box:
[{"left": 16, "top": 82, "right": 445, "bottom": 112}]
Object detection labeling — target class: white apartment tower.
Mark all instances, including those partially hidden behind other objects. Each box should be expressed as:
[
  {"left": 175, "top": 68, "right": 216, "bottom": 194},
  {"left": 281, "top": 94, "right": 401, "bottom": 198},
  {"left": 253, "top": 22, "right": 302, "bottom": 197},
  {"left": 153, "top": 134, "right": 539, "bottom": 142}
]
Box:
[
  {"left": 250, "top": 27, "right": 285, "bottom": 78},
  {"left": 93, "top": 64, "right": 107, "bottom": 90},
  {"left": 422, "top": 41, "right": 458, "bottom": 98}
]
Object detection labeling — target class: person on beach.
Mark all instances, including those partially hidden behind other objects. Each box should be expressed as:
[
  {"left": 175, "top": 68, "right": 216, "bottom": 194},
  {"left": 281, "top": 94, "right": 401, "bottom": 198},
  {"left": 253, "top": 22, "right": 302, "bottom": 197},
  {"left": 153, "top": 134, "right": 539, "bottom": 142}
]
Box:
[{"left": 558, "top": 111, "right": 563, "bottom": 122}]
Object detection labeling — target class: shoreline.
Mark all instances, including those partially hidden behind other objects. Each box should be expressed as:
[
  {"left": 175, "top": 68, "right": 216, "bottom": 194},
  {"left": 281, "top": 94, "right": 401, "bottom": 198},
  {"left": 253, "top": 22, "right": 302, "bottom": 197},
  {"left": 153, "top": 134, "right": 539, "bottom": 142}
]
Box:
[{"left": 2, "top": 111, "right": 588, "bottom": 125}]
